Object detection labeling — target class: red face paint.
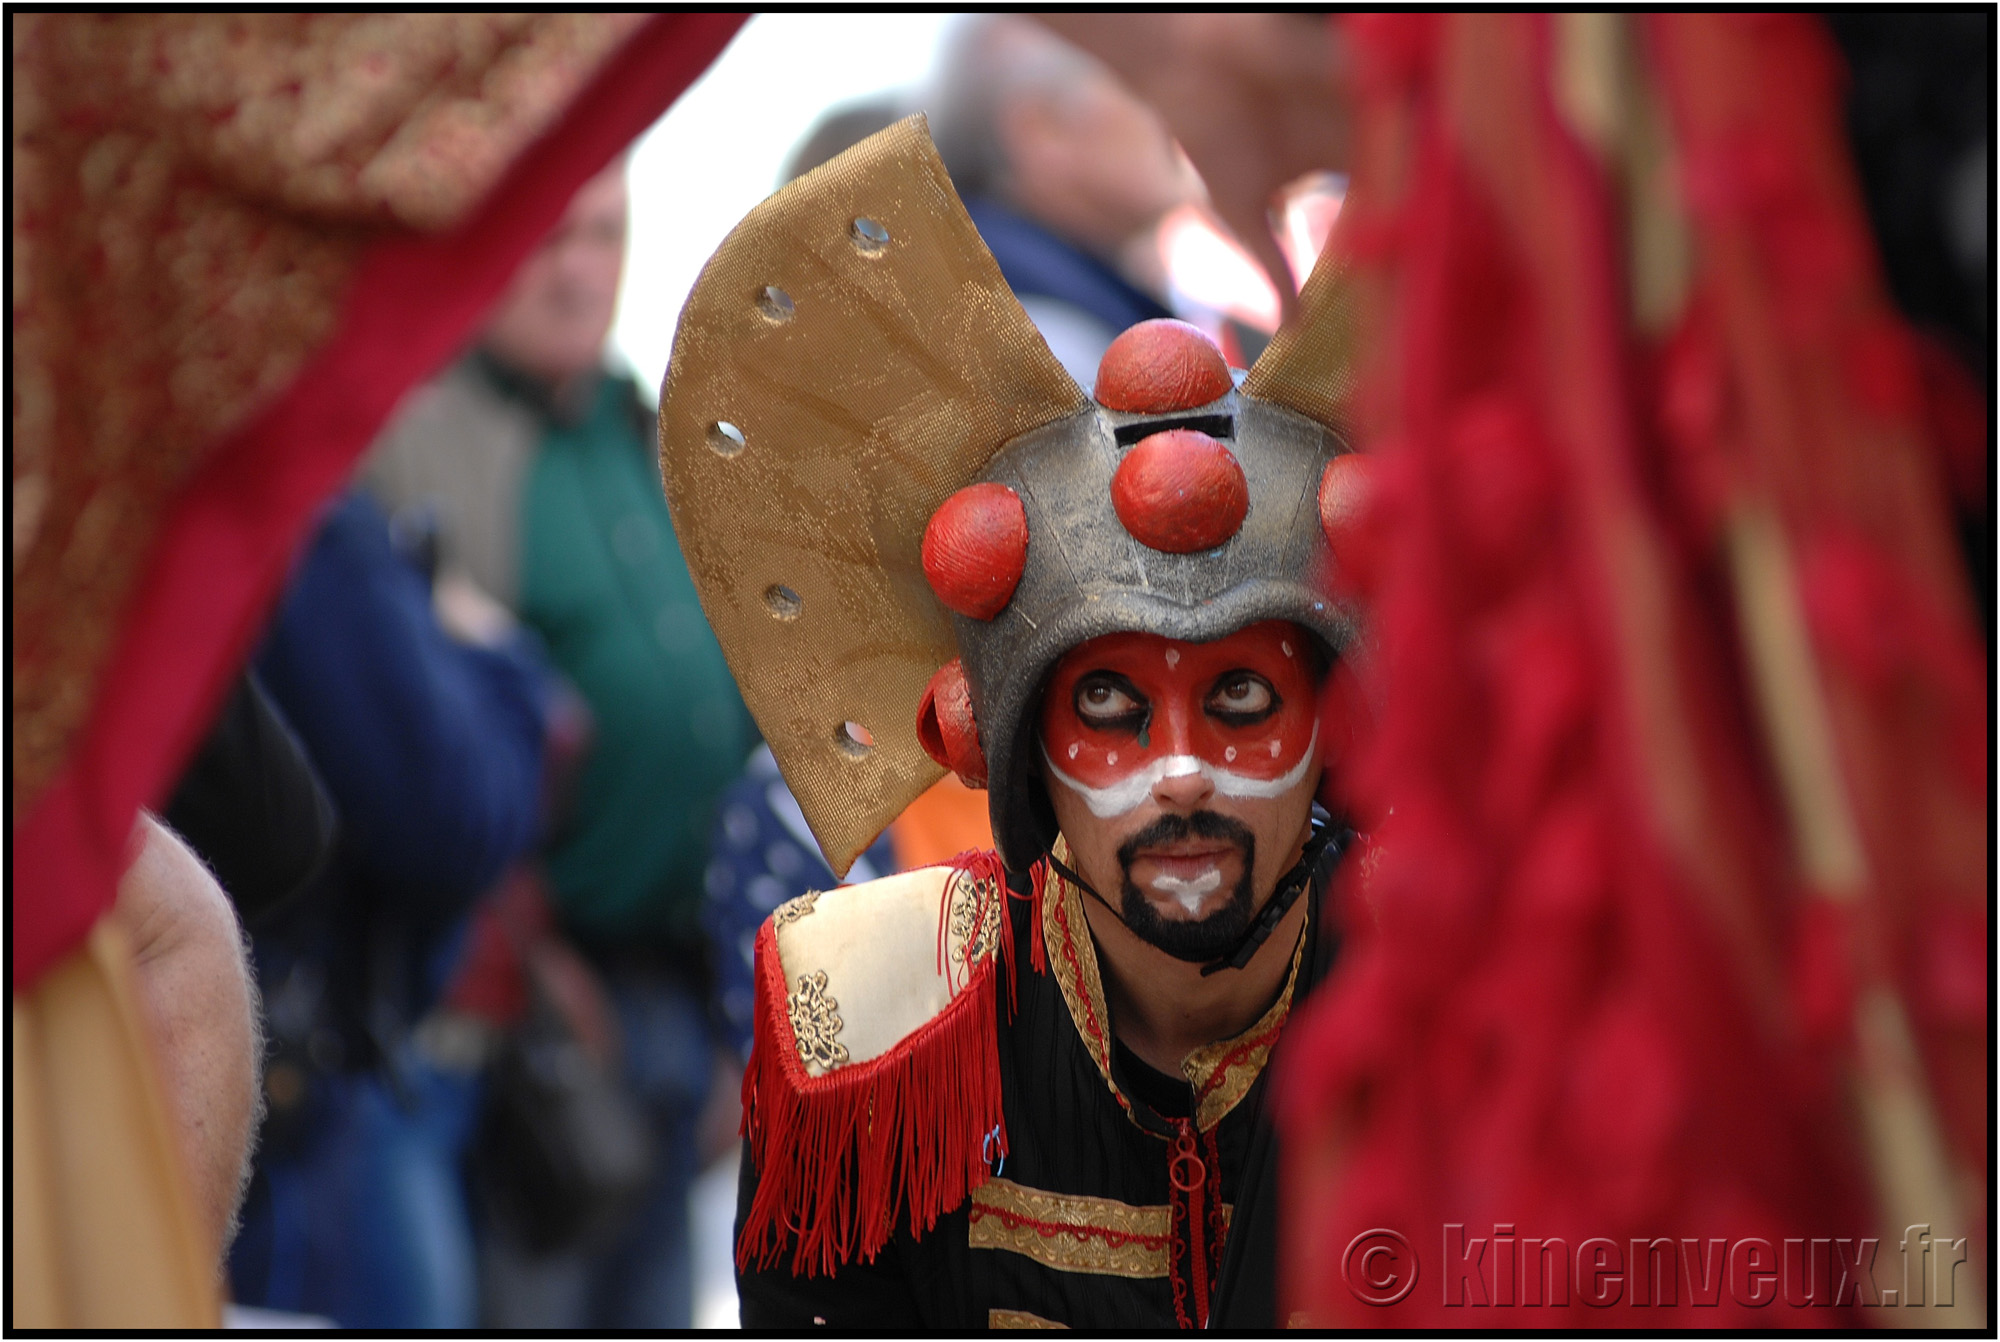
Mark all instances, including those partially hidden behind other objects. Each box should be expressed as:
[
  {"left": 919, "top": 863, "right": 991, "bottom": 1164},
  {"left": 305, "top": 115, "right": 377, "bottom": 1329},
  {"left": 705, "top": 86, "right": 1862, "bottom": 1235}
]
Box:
[{"left": 1038, "top": 621, "right": 1319, "bottom": 818}]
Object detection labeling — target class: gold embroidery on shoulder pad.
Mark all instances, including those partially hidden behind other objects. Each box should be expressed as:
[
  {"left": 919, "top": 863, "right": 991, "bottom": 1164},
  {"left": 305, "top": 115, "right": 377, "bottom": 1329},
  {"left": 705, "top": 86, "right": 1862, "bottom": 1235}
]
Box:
[
  {"left": 944, "top": 873, "right": 1001, "bottom": 972},
  {"left": 788, "top": 969, "right": 848, "bottom": 1073},
  {"left": 773, "top": 888, "right": 819, "bottom": 928}
]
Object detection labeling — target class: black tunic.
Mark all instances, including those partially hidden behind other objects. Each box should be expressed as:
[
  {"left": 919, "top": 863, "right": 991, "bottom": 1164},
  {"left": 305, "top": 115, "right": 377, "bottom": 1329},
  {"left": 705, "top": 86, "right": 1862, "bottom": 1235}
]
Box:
[{"left": 738, "top": 844, "right": 1343, "bottom": 1330}]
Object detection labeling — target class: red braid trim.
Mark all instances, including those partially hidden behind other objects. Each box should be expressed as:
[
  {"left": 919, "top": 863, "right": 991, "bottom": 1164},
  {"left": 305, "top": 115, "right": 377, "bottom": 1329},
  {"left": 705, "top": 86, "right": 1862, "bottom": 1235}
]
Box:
[{"left": 1012, "top": 857, "right": 1051, "bottom": 977}]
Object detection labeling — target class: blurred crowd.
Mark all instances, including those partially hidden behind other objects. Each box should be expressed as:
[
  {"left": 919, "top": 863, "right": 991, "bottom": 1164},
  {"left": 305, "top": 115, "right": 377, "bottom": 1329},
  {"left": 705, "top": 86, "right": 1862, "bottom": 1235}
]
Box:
[{"left": 23, "top": 11, "right": 1985, "bottom": 1331}]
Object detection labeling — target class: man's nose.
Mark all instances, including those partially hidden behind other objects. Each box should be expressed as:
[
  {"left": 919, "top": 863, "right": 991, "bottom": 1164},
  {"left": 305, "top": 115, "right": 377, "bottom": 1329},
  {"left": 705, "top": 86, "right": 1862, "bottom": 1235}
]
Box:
[
  {"left": 1149, "top": 705, "right": 1212, "bottom": 809},
  {"left": 1151, "top": 760, "right": 1214, "bottom": 811}
]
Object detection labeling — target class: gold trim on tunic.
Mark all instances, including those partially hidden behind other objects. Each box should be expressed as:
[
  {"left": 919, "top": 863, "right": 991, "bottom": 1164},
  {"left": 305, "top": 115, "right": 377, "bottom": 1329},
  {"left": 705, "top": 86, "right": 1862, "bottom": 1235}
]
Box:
[
  {"left": 1041, "top": 839, "right": 1128, "bottom": 1121},
  {"left": 969, "top": 1178, "right": 1172, "bottom": 1279},
  {"left": 1181, "top": 925, "right": 1307, "bottom": 1131},
  {"left": 989, "top": 1306, "right": 1069, "bottom": 1328},
  {"left": 1041, "top": 837, "right": 1308, "bottom": 1132}
]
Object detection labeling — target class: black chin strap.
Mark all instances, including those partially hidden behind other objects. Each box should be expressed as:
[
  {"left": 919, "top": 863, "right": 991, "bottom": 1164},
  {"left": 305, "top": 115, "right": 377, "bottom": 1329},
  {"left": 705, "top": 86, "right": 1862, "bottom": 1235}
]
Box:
[
  {"left": 1198, "top": 822, "right": 1341, "bottom": 977},
  {"left": 1044, "top": 822, "right": 1347, "bottom": 977},
  {"left": 1047, "top": 850, "right": 1123, "bottom": 921}
]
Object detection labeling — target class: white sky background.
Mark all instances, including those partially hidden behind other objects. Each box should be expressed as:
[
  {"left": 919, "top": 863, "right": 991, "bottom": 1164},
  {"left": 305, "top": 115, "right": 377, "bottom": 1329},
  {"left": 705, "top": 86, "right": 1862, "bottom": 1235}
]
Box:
[{"left": 610, "top": 13, "right": 959, "bottom": 402}]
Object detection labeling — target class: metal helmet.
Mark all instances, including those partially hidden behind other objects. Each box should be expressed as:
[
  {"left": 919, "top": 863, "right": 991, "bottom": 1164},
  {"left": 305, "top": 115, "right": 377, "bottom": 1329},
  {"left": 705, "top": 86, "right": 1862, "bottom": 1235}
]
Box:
[{"left": 945, "top": 362, "right": 1352, "bottom": 871}]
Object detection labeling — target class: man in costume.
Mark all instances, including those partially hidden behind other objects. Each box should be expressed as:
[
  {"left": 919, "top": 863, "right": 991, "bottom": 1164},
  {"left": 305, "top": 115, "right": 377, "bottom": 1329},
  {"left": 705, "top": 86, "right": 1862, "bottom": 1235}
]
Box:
[{"left": 656, "top": 117, "right": 1365, "bottom": 1330}]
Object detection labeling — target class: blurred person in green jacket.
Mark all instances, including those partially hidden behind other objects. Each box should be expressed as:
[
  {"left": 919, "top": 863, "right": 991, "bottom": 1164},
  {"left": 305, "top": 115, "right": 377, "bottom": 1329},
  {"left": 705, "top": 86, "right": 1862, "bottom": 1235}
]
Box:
[{"left": 361, "top": 159, "right": 755, "bottom": 1329}]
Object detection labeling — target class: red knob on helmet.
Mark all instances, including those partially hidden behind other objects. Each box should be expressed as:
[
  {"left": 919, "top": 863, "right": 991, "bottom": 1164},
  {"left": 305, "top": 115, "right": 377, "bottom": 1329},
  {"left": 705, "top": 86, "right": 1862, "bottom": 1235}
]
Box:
[
  {"left": 1112, "top": 429, "right": 1250, "bottom": 554},
  {"left": 1094, "top": 319, "right": 1233, "bottom": 413},
  {"left": 922, "top": 482, "right": 1028, "bottom": 620}
]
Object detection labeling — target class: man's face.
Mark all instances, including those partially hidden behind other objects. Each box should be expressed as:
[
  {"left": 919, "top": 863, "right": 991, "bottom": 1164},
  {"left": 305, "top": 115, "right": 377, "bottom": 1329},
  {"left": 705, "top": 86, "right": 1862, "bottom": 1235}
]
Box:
[
  {"left": 1038, "top": 620, "right": 1322, "bottom": 962},
  {"left": 479, "top": 162, "right": 629, "bottom": 387}
]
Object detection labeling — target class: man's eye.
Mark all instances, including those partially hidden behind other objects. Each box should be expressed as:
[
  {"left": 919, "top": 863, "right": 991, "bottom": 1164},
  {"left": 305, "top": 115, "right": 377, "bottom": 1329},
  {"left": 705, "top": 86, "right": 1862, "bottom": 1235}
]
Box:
[
  {"left": 1076, "top": 679, "right": 1143, "bottom": 726},
  {"left": 1208, "top": 674, "right": 1275, "bottom": 722}
]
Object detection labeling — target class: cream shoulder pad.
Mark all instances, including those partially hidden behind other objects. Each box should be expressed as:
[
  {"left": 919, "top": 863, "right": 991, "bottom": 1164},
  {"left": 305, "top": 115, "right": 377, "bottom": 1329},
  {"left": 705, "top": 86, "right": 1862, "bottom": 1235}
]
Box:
[{"left": 768, "top": 863, "right": 1004, "bottom": 1077}]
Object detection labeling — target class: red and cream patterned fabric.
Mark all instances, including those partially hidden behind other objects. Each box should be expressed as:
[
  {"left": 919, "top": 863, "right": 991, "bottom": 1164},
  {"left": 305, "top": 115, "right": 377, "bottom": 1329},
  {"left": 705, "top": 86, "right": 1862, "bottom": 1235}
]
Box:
[
  {"left": 9, "top": 15, "right": 743, "bottom": 1327},
  {"left": 11, "top": 13, "right": 746, "bottom": 990}
]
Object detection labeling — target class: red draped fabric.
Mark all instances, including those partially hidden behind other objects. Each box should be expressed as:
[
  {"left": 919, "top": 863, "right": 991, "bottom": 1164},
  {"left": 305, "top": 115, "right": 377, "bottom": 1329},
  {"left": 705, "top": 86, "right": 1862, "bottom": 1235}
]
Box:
[
  {"left": 11, "top": 14, "right": 746, "bottom": 989},
  {"left": 1282, "top": 13, "right": 1984, "bottom": 1326}
]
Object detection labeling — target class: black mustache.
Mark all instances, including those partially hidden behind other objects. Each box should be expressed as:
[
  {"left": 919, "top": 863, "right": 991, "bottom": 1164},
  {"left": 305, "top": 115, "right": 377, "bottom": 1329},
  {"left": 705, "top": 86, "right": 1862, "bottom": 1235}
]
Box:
[{"left": 1115, "top": 810, "right": 1256, "bottom": 869}]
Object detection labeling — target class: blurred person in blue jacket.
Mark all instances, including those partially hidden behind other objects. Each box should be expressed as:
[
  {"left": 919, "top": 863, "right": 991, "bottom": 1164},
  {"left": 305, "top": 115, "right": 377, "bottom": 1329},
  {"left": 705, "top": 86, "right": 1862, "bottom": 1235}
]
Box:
[
  {"left": 227, "top": 489, "right": 556, "bottom": 1328},
  {"left": 361, "top": 158, "right": 756, "bottom": 1329}
]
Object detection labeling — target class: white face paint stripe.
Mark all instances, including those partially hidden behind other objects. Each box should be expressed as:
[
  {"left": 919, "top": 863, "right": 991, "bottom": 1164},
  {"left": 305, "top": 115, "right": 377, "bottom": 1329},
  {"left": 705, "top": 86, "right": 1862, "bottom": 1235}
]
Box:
[{"left": 1041, "top": 725, "right": 1319, "bottom": 818}]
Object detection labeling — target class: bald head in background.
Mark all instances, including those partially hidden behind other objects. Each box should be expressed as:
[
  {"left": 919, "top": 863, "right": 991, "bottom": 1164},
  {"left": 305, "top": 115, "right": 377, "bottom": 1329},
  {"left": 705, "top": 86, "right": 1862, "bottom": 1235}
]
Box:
[
  {"left": 1032, "top": 14, "right": 1351, "bottom": 317},
  {"left": 927, "top": 16, "right": 1197, "bottom": 267}
]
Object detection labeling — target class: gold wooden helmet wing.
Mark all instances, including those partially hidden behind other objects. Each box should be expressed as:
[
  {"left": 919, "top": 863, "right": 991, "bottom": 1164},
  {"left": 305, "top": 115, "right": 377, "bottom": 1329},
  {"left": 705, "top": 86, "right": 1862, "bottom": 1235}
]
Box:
[
  {"left": 658, "top": 115, "right": 1086, "bottom": 877},
  {"left": 1241, "top": 245, "right": 1360, "bottom": 431}
]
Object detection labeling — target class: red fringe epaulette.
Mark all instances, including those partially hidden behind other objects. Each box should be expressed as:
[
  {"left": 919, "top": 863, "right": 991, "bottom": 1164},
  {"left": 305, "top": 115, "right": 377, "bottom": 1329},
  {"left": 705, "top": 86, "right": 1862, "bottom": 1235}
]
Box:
[{"left": 736, "top": 852, "right": 1019, "bottom": 1277}]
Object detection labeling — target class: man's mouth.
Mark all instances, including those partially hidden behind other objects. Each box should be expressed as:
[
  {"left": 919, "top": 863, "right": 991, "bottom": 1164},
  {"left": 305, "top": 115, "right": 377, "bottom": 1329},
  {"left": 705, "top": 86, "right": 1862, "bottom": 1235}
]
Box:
[{"left": 1129, "top": 843, "right": 1243, "bottom": 914}]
